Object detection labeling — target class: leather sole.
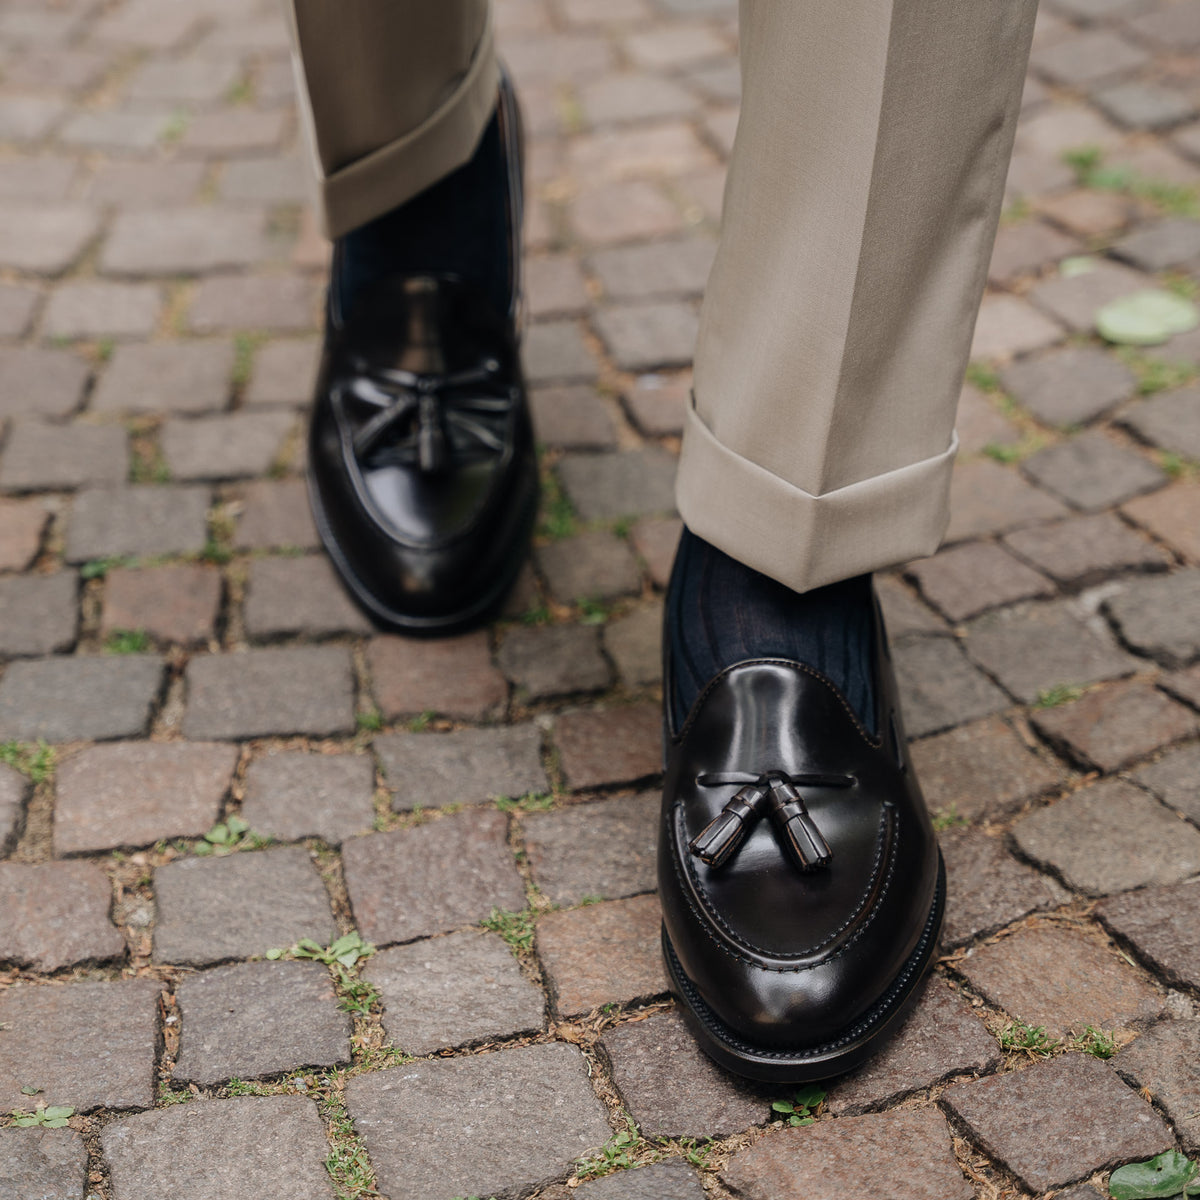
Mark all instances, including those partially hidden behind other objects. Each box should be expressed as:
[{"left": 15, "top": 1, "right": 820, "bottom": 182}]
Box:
[
  {"left": 306, "top": 467, "right": 539, "bottom": 636},
  {"left": 662, "top": 853, "right": 946, "bottom": 1084}
]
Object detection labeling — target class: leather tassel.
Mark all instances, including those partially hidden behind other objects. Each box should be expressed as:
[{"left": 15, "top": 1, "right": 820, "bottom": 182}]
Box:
[
  {"left": 766, "top": 777, "right": 833, "bottom": 872},
  {"left": 689, "top": 783, "right": 768, "bottom": 868},
  {"left": 417, "top": 394, "right": 449, "bottom": 472}
]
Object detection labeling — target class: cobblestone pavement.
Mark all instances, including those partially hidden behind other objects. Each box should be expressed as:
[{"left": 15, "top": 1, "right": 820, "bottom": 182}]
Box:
[{"left": 0, "top": 0, "right": 1198, "bottom": 1197}]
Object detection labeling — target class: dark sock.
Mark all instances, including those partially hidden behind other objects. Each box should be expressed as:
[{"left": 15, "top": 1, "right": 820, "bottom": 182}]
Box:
[
  {"left": 666, "top": 527, "right": 877, "bottom": 733},
  {"left": 334, "top": 106, "right": 512, "bottom": 320}
]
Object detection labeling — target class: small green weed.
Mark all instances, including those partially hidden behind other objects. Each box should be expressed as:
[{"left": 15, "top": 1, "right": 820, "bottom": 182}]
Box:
[
  {"left": 224, "top": 1078, "right": 270, "bottom": 1096},
  {"left": 193, "top": 816, "right": 270, "bottom": 856},
  {"left": 965, "top": 362, "right": 1001, "bottom": 393},
  {"left": 0, "top": 740, "right": 54, "bottom": 785},
  {"left": 1035, "top": 683, "right": 1084, "bottom": 709},
  {"left": 269, "top": 933, "right": 380, "bottom": 1016},
  {"left": 577, "top": 596, "right": 609, "bottom": 625},
  {"left": 80, "top": 556, "right": 130, "bottom": 580},
  {"left": 105, "top": 628, "right": 151, "bottom": 655},
  {"left": 982, "top": 441, "right": 1023, "bottom": 464},
  {"left": 537, "top": 471, "right": 577, "bottom": 541},
  {"left": 676, "top": 1137, "right": 717, "bottom": 1169},
  {"left": 200, "top": 538, "right": 233, "bottom": 565},
  {"left": 356, "top": 708, "right": 383, "bottom": 732},
  {"left": 494, "top": 792, "right": 555, "bottom": 813},
  {"left": 575, "top": 1130, "right": 640, "bottom": 1180},
  {"left": 408, "top": 710, "right": 435, "bottom": 733},
  {"left": 771, "top": 1085, "right": 826, "bottom": 1127},
  {"left": 932, "top": 807, "right": 967, "bottom": 832},
  {"left": 520, "top": 602, "right": 552, "bottom": 626},
  {"left": 1117, "top": 348, "right": 1199, "bottom": 395},
  {"left": 10, "top": 1105, "right": 73, "bottom": 1128},
  {"left": 998, "top": 1020, "right": 1062, "bottom": 1058},
  {"left": 325, "top": 1094, "right": 384, "bottom": 1199},
  {"left": 481, "top": 907, "right": 536, "bottom": 954},
  {"left": 1062, "top": 145, "right": 1200, "bottom": 218},
  {"left": 1075, "top": 1024, "right": 1116, "bottom": 1059},
  {"left": 232, "top": 332, "right": 267, "bottom": 387}
]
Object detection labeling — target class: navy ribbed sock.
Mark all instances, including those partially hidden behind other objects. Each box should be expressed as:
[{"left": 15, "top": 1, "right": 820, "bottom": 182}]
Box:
[
  {"left": 334, "top": 107, "right": 511, "bottom": 320},
  {"left": 666, "top": 527, "right": 876, "bottom": 733}
]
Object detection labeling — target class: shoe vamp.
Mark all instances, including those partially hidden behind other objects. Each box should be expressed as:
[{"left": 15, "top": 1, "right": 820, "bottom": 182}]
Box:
[
  {"left": 362, "top": 459, "right": 499, "bottom": 544},
  {"left": 673, "top": 792, "right": 892, "bottom": 961}
]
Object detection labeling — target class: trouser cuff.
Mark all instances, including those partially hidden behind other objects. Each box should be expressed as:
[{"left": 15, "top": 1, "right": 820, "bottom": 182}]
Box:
[{"left": 675, "top": 398, "right": 958, "bottom": 593}]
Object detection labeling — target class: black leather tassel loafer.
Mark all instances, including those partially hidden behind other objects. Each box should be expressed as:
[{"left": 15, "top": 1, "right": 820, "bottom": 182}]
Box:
[
  {"left": 658, "top": 593, "right": 945, "bottom": 1082},
  {"left": 307, "top": 74, "right": 538, "bottom": 634}
]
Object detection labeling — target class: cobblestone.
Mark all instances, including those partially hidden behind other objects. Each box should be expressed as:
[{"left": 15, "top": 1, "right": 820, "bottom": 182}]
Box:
[
  {"left": 0, "top": 421, "right": 127, "bottom": 492},
  {"left": 0, "top": 571, "right": 77, "bottom": 657},
  {"left": 721, "top": 1108, "right": 971, "bottom": 1200},
  {"left": 0, "top": 765, "right": 24, "bottom": 855},
  {"left": 1115, "top": 1020, "right": 1200, "bottom": 1152},
  {"left": 524, "top": 791, "right": 658, "bottom": 905},
  {"left": 241, "top": 750, "right": 375, "bottom": 846},
  {"left": 594, "top": 301, "right": 699, "bottom": 371},
  {"left": 554, "top": 703, "right": 661, "bottom": 789},
  {"left": 623, "top": 373, "right": 689, "bottom": 437},
  {"left": 1162, "top": 663, "right": 1200, "bottom": 710},
  {"left": 893, "top": 637, "right": 1009, "bottom": 738},
  {"left": 603, "top": 1011, "right": 776, "bottom": 1137},
  {"left": 0, "top": 205, "right": 99, "bottom": 275},
  {"left": 524, "top": 320, "right": 599, "bottom": 383},
  {"left": 232, "top": 479, "right": 319, "bottom": 550},
  {"left": 1028, "top": 260, "right": 1148, "bottom": 332},
  {"left": 244, "top": 554, "right": 371, "bottom": 638},
  {"left": 537, "top": 894, "right": 666, "bottom": 1015},
  {"left": 91, "top": 341, "right": 235, "bottom": 415},
  {"left": 1113, "top": 216, "right": 1200, "bottom": 270},
  {"left": 161, "top": 410, "right": 294, "bottom": 481},
  {"left": 0, "top": 347, "right": 89, "bottom": 420},
  {"left": 100, "top": 562, "right": 222, "bottom": 645},
  {"left": 173, "top": 960, "right": 350, "bottom": 1085},
  {"left": 558, "top": 448, "right": 678, "bottom": 520},
  {"left": 0, "top": 654, "right": 163, "bottom": 743},
  {"left": 342, "top": 810, "right": 525, "bottom": 945},
  {"left": 907, "top": 542, "right": 1052, "bottom": 622},
  {"left": 103, "top": 1096, "right": 333, "bottom": 1200},
  {"left": 590, "top": 238, "right": 716, "bottom": 299},
  {"left": 0, "top": 285, "right": 39, "bottom": 339},
  {"left": 183, "top": 645, "right": 356, "bottom": 739},
  {"left": 1105, "top": 570, "right": 1200, "bottom": 667},
  {"left": 959, "top": 921, "right": 1163, "bottom": 1037},
  {"left": 826, "top": 978, "right": 999, "bottom": 1114},
  {"left": 606, "top": 602, "right": 663, "bottom": 687},
  {"left": 1023, "top": 433, "right": 1166, "bottom": 512},
  {"left": 989, "top": 220, "right": 1079, "bottom": 284},
  {"left": 945, "top": 459, "right": 1069, "bottom": 542},
  {"left": 1032, "top": 679, "right": 1198, "bottom": 771},
  {"left": 1098, "top": 879, "right": 1200, "bottom": 990},
  {"left": 631, "top": 516, "right": 682, "bottom": 588},
  {"left": 964, "top": 599, "right": 1138, "bottom": 703},
  {"left": 0, "top": 1127, "right": 87, "bottom": 1200},
  {"left": 940, "top": 827, "right": 1068, "bottom": 946},
  {"left": 346, "top": 1043, "right": 610, "bottom": 1200},
  {"left": 536, "top": 530, "right": 641, "bottom": 604},
  {"left": 1000, "top": 346, "right": 1135, "bottom": 428},
  {"left": 0, "top": 978, "right": 162, "bottom": 1111},
  {"left": 55, "top": 740, "right": 236, "bottom": 856},
  {"left": 376, "top": 725, "right": 546, "bottom": 810},
  {"left": 497, "top": 622, "right": 612, "bottom": 699},
  {"left": 101, "top": 207, "right": 267, "bottom": 276},
  {"left": 65, "top": 485, "right": 210, "bottom": 561},
  {"left": 0, "top": 861, "right": 124, "bottom": 972},
  {"left": 42, "top": 282, "right": 162, "bottom": 341},
  {"left": 575, "top": 1162, "right": 706, "bottom": 1200},
  {"left": 1121, "top": 387, "right": 1200, "bottom": 460},
  {"left": 1003, "top": 513, "right": 1167, "bottom": 587},
  {"left": 911, "top": 717, "right": 1065, "bottom": 822},
  {"left": 942, "top": 1054, "right": 1172, "bottom": 1193},
  {"left": 1133, "top": 742, "right": 1200, "bottom": 823},
  {"left": 153, "top": 847, "right": 336, "bottom": 966},
  {"left": 188, "top": 273, "right": 317, "bottom": 334},
  {"left": 367, "top": 631, "right": 506, "bottom": 720},
  {"left": 365, "top": 930, "right": 545, "bottom": 1055},
  {"left": 529, "top": 385, "right": 619, "bottom": 449},
  {"left": 1013, "top": 778, "right": 1200, "bottom": 894},
  {"left": 970, "top": 294, "right": 1063, "bottom": 359}
]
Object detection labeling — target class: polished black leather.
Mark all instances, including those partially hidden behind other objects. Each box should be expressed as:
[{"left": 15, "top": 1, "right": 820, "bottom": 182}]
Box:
[
  {"left": 658, "top": 591, "right": 943, "bottom": 1081},
  {"left": 306, "top": 73, "right": 537, "bottom": 633}
]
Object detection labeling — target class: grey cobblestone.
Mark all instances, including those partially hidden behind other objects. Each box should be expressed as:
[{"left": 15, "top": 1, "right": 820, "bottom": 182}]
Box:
[
  {"left": 65, "top": 485, "right": 210, "bottom": 561},
  {"left": 91, "top": 341, "right": 234, "bottom": 415},
  {"left": 0, "top": 421, "right": 127, "bottom": 492}
]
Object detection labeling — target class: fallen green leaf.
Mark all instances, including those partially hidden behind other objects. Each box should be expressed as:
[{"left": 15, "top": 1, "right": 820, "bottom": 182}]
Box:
[
  {"left": 1110, "top": 1150, "right": 1200, "bottom": 1199},
  {"left": 1061, "top": 255, "right": 1099, "bottom": 277},
  {"left": 1097, "top": 290, "right": 1200, "bottom": 347}
]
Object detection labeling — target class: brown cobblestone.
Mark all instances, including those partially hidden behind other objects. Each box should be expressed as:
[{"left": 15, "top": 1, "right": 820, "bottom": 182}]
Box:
[
  {"left": 554, "top": 703, "right": 661, "bottom": 789},
  {"left": 367, "top": 631, "right": 507, "bottom": 721},
  {"left": 101, "top": 562, "right": 222, "bottom": 645}
]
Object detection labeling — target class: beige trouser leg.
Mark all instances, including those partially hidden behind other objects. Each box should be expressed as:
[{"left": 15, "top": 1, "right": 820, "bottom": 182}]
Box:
[
  {"left": 286, "top": 0, "right": 1038, "bottom": 591},
  {"left": 284, "top": 1, "right": 498, "bottom": 239}
]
